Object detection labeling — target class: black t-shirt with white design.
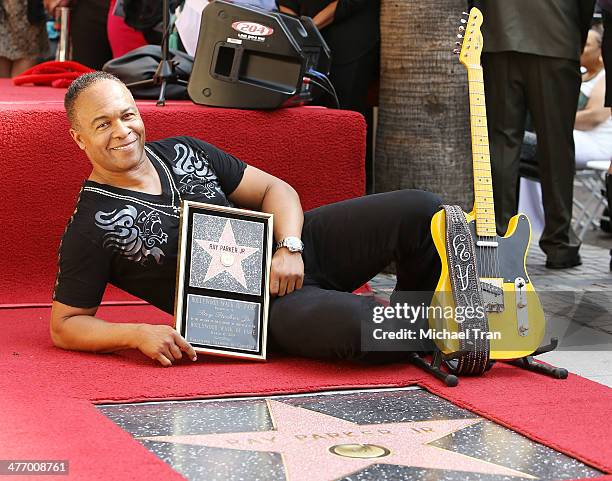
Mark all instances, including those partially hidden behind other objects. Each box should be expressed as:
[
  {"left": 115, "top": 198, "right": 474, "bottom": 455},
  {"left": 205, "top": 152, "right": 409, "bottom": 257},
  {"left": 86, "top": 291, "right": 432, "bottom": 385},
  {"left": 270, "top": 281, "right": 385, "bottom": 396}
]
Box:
[{"left": 53, "top": 136, "right": 247, "bottom": 314}]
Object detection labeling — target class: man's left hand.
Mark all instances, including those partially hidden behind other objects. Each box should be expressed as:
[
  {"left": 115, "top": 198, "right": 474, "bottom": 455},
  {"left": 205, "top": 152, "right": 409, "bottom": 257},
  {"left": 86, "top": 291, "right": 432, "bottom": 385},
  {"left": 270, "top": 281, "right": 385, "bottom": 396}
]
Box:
[{"left": 270, "top": 249, "right": 304, "bottom": 297}]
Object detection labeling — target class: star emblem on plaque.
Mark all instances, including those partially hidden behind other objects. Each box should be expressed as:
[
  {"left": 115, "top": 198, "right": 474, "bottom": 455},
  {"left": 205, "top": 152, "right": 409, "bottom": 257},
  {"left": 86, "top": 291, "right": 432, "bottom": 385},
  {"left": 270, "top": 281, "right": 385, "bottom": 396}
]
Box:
[
  {"left": 140, "top": 400, "right": 536, "bottom": 481},
  {"left": 192, "top": 217, "right": 262, "bottom": 294},
  {"left": 175, "top": 201, "right": 273, "bottom": 360}
]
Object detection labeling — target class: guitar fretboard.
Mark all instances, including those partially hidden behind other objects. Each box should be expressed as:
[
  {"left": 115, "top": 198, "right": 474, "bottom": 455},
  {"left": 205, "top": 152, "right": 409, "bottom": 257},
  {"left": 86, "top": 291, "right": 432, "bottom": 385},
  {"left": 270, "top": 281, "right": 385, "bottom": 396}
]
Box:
[{"left": 468, "top": 66, "right": 496, "bottom": 237}]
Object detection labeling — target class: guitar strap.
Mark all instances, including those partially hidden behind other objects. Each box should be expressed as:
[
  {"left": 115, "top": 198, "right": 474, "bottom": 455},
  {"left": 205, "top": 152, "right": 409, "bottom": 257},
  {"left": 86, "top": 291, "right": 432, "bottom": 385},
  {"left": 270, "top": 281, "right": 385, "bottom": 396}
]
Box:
[{"left": 442, "top": 205, "right": 490, "bottom": 375}]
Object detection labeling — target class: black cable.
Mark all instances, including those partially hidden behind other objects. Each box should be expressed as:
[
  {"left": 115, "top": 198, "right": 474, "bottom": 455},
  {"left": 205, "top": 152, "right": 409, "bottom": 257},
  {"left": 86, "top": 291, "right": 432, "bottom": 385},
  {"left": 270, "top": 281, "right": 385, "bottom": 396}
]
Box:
[
  {"left": 307, "top": 69, "right": 338, "bottom": 101},
  {"left": 305, "top": 76, "right": 340, "bottom": 108}
]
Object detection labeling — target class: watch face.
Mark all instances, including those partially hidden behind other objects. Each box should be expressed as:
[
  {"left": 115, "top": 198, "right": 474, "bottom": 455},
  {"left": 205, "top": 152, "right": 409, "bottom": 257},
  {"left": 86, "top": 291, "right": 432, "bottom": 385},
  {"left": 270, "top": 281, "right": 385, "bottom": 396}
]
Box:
[{"left": 286, "top": 237, "right": 303, "bottom": 252}]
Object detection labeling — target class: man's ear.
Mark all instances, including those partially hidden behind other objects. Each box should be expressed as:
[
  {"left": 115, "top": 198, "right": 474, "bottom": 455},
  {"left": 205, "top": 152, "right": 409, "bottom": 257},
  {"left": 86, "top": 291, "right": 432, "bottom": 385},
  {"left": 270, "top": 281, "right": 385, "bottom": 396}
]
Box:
[{"left": 69, "top": 128, "right": 86, "bottom": 150}]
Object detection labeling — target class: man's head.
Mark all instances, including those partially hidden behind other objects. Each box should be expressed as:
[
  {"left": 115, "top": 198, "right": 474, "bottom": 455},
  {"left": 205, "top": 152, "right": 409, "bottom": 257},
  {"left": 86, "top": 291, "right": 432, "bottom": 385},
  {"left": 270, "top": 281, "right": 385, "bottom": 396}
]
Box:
[
  {"left": 65, "top": 72, "right": 147, "bottom": 177},
  {"left": 581, "top": 25, "right": 604, "bottom": 71}
]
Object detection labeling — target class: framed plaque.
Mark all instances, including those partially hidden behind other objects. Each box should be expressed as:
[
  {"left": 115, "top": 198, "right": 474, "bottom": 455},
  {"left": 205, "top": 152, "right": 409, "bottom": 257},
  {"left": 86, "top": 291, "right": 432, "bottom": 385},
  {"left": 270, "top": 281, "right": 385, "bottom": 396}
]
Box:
[{"left": 174, "top": 201, "right": 273, "bottom": 360}]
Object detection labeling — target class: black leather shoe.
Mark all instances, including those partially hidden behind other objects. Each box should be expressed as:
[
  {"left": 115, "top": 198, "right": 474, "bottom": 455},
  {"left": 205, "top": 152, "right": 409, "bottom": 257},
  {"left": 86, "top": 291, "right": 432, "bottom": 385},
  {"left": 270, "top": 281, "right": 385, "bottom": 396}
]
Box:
[{"left": 545, "top": 254, "right": 582, "bottom": 269}]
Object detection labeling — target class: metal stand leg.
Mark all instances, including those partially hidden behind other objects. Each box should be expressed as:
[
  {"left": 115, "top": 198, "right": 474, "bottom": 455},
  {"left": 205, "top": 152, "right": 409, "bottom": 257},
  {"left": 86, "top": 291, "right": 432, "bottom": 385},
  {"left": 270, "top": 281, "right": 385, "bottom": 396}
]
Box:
[
  {"left": 409, "top": 351, "right": 460, "bottom": 387},
  {"left": 157, "top": 79, "right": 168, "bottom": 107},
  {"left": 504, "top": 338, "right": 568, "bottom": 379},
  {"left": 507, "top": 356, "right": 568, "bottom": 379}
]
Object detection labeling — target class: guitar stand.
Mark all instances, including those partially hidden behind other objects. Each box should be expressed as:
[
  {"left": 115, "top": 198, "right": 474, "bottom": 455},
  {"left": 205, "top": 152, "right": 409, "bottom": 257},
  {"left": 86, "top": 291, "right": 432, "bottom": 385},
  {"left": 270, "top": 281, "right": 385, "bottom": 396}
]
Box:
[
  {"left": 410, "top": 337, "right": 567, "bottom": 387},
  {"left": 125, "top": 0, "right": 187, "bottom": 107}
]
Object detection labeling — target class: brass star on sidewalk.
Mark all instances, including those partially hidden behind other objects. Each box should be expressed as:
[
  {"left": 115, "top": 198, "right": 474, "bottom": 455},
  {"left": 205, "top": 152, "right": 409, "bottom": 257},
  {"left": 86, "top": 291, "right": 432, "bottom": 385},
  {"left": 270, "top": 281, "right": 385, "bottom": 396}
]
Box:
[{"left": 140, "top": 400, "right": 536, "bottom": 481}]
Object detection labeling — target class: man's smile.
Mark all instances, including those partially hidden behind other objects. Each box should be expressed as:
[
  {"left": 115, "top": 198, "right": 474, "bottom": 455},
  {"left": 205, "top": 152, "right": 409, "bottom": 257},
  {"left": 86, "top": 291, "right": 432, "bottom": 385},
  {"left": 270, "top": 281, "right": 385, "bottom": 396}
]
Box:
[{"left": 109, "top": 138, "right": 138, "bottom": 151}]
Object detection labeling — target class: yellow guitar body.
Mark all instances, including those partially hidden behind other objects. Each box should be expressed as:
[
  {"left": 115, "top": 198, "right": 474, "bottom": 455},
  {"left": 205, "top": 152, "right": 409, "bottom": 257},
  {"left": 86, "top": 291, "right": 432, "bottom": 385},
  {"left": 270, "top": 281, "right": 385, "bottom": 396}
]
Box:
[{"left": 430, "top": 209, "right": 546, "bottom": 360}]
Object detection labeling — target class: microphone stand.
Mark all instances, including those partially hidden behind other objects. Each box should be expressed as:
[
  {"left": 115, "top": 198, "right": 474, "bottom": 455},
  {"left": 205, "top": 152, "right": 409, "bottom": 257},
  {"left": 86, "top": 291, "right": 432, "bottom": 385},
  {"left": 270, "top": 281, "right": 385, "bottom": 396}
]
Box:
[{"left": 126, "top": 0, "right": 187, "bottom": 106}]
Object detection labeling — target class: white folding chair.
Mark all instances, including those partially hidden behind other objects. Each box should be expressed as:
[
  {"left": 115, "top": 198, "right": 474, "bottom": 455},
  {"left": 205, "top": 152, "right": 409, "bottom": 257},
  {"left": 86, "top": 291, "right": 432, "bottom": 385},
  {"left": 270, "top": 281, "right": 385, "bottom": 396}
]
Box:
[
  {"left": 572, "top": 160, "right": 610, "bottom": 239},
  {"left": 518, "top": 159, "right": 610, "bottom": 241}
]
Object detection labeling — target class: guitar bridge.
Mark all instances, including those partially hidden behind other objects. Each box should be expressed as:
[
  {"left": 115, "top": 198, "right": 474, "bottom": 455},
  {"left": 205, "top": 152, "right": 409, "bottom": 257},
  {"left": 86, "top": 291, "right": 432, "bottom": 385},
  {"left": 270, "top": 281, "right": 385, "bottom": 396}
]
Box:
[
  {"left": 514, "top": 277, "right": 529, "bottom": 336},
  {"left": 480, "top": 278, "right": 504, "bottom": 312}
]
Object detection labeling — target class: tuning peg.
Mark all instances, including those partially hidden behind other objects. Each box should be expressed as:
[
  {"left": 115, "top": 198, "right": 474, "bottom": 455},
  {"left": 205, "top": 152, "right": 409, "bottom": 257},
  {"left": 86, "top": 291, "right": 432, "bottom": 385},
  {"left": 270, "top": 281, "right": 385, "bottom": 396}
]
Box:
[
  {"left": 453, "top": 49, "right": 460, "bottom": 55},
  {"left": 458, "top": 26, "right": 465, "bottom": 31},
  {"left": 462, "top": 11, "right": 469, "bottom": 16},
  {"left": 455, "top": 41, "right": 461, "bottom": 46},
  {"left": 457, "top": 34, "right": 464, "bottom": 39},
  {"left": 460, "top": 18, "right": 467, "bottom": 24}
]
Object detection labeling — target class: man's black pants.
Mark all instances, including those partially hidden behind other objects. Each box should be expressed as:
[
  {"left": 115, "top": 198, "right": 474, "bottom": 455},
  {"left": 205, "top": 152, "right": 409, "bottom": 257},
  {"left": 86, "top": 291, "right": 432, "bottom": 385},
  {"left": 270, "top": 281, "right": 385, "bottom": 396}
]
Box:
[
  {"left": 482, "top": 52, "right": 581, "bottom": 262},
  {"left": 268, "top": 189, "right": 442, "bottom": 361}
]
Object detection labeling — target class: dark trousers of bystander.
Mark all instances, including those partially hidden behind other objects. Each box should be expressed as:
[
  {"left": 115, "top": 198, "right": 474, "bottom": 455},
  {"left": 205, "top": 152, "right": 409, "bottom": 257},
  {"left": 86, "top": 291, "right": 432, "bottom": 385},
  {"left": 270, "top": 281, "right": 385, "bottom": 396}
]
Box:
[
  {"left": 70, "top": 0, "right": 113, "bottom": 70},
  {"left": 482, "top": 51, "right": 582, "bottom": 264},
  {"left": 268, "top": 189, "right": 442, "bottom": 362},
  {"left": 328, "top": 47, "right": 379, "bottom": 194},
  {"left": 603, "top": 10, "right": 612, "bottom": 108}
]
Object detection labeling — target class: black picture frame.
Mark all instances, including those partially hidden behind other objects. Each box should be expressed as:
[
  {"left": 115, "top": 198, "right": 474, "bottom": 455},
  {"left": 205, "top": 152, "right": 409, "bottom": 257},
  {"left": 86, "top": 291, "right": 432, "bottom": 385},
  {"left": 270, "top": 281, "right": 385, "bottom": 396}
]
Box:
[{"left": 174, "top": 201, "right": 273, "bottom": 360}]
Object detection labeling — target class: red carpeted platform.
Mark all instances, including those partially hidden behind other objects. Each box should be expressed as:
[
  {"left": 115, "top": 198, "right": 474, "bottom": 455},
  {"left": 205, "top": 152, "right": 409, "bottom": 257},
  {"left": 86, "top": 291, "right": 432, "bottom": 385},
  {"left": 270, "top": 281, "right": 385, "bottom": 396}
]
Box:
[
  {"left": 0, "top": 80, "right": 365, "bottom": 305},
  {"left": 0, "top": 306, "right": 611, "bottom": 481}
]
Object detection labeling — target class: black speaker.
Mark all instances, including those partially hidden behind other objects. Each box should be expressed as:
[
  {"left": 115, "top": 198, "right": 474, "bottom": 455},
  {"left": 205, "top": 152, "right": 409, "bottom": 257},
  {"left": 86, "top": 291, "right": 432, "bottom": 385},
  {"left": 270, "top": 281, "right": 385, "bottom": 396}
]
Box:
[{"left": 187, "top": 0, "right": 331, "bottom": 109}]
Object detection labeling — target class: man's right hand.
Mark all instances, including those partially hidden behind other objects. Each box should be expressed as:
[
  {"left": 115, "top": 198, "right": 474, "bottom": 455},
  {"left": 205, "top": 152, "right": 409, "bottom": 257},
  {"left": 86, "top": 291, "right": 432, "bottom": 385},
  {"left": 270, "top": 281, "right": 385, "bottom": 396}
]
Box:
[
  {"left": 51, "top": 301, "right": 198, "bottom": 367},
  {"left": 134, "top": 324, "right": 198, "bottom": 367}
]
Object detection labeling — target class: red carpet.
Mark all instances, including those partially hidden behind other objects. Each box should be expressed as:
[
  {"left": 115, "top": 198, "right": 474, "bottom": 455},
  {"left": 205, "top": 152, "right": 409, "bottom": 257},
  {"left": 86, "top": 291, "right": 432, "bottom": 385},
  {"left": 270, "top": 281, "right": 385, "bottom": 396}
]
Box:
[
  {"left": 0, "top": 80, "right": 365, "bottom": 305},
  {"left": 1, "top": 306, "right": 611, "bottom": 480}
]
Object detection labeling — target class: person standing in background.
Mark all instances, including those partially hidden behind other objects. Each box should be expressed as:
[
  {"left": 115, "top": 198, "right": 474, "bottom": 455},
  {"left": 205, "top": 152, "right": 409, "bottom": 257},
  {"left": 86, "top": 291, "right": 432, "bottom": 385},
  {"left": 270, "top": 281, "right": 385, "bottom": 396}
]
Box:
[
  {"left": 276, "top": 0, "right": 380, "bottom": 194},
  {"left": 44, "top": 0, "right": 112, "bottom": 69},
  {"left": 107, "top": 0, "right": 147, "bottom": 59},
  {"left": 599, "top": 1, "right": 612, "bottom": 195},
  {"left": 596, "top": 0, "right": 612, "bottom": 270},
  {"left": 0, "top": 0, "right": 49, "bottom": 77},
  {"left": 573, "top": 25, "right": 612, "bottom": 167},
  {"left": 601, "top": 0, "right": 612, "bottom": 116},
  {"left": 471, "top": 0, "right": 595, "bottom": 269}
]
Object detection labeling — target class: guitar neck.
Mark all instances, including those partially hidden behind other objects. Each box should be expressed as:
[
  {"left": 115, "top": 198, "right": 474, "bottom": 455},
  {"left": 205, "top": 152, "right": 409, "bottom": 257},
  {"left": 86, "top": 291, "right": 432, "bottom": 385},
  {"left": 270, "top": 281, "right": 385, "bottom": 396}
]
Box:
[{"left": 468, "top": 66, "right": 497, "bottom": 237}]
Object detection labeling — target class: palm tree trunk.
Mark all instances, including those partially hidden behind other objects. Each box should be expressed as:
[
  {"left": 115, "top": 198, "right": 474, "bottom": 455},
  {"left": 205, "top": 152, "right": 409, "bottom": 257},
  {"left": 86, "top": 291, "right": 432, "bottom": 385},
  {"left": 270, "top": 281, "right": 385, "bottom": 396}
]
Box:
[{"left": 375, "top": 0, "right": 473, "bottom": 210}]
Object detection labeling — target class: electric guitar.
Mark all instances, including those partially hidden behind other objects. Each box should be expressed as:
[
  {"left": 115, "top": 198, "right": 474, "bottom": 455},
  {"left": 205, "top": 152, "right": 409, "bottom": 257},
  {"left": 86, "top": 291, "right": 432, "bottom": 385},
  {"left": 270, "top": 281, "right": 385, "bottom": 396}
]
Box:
[{"left": 429, "top": 8, "right": 545, "bottom": 363}]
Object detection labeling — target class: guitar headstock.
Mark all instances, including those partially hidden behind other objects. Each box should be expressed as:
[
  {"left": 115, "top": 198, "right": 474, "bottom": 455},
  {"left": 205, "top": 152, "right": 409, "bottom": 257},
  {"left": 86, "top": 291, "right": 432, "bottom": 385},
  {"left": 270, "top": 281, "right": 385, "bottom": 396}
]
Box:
[{"left": 453, "top": 8, "right": 483, "bottom": 68}]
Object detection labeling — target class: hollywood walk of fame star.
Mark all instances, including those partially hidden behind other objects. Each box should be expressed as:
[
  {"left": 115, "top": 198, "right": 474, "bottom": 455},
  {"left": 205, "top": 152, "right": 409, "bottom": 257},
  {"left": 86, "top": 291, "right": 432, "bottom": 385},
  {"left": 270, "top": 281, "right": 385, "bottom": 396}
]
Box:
[
  {"left": 140, "top": 400, "right": 536, "bottom": 481},
  {"left": 195, "top": 219, "right": 259, "bottom": 289}
]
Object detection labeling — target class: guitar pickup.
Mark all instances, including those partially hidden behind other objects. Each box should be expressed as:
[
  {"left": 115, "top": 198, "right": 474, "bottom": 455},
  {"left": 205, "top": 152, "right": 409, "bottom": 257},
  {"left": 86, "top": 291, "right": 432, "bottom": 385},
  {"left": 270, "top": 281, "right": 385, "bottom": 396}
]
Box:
[
  {"left": 480, "top": 278, "right": 504, "bottom": 312},
  {"left": 515, "top": 277, "right": 529, "bottom": 336}
]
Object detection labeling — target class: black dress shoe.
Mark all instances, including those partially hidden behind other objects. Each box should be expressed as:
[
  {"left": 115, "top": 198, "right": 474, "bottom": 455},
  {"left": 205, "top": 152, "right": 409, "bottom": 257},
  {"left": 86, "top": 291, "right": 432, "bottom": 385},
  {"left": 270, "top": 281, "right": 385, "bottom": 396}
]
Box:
[{"left": 545, "top": 254, "right": 582, "bottom": 269}]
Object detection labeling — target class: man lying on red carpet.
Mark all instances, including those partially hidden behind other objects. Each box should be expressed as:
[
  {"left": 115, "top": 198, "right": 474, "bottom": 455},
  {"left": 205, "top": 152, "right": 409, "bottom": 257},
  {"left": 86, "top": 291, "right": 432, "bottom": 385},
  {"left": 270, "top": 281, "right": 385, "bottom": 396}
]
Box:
[{"left": 50, "top": 72, "right": 441, "bottom": 366}]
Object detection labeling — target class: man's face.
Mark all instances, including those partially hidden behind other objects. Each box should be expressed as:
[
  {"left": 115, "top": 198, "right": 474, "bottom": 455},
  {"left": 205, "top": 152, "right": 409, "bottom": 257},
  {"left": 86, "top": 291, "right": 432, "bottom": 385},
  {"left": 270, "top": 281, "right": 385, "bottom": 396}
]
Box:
[
  {"left": 69, "top": 79, "right": 146, "bottom": 175},
  {"left": 581, "top": 30, "right": 602, "bottom": 70}
]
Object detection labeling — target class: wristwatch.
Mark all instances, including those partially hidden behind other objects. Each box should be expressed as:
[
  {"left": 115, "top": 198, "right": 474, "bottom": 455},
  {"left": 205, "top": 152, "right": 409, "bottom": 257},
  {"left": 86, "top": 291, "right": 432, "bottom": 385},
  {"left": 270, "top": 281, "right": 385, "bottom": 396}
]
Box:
[{"left": 276, "top": 236, "right": 304, "bottom": 253}]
